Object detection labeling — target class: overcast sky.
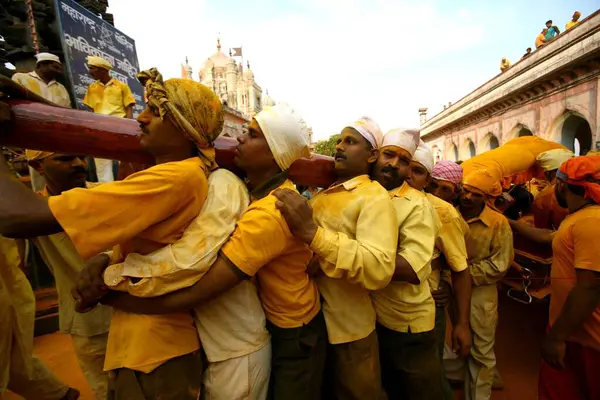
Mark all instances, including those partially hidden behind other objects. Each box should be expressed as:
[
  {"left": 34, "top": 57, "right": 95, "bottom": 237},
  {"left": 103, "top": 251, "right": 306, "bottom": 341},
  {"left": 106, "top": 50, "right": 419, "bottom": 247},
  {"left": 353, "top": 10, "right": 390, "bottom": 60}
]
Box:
[{"left": 108, "top": 0, "right": 597, "bottom": 142}]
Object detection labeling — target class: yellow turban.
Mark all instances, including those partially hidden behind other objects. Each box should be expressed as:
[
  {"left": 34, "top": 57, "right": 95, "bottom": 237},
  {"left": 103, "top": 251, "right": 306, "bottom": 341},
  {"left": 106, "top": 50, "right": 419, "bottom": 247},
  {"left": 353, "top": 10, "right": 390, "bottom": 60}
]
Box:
[
  {"left": 536, "top": 149, "right": 574, "bottom": 172},
  {"left": 87, "top": 56, "right": 113, "bottom": 70},
  {"left": 138, "top": 68, "right": 224, "bottom": 171},
  {"left": 26, "top": 150, "right": 54, "bottom": 161},
  {"left": 463, "top": 169, "right": 502, "bottom": 197}
]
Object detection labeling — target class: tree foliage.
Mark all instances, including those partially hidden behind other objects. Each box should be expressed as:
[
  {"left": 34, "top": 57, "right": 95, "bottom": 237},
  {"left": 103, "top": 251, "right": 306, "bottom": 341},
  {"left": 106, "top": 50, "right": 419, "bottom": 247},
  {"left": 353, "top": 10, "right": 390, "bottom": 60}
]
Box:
[{"left": 313, "top": 134, "right": 339, "bottom": 157}]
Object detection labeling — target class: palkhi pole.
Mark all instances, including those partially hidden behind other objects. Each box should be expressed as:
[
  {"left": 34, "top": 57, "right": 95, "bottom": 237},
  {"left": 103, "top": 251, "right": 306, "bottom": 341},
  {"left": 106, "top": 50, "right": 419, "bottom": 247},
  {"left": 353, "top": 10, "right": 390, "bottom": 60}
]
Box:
[{"left": 0, "top": 99, "right": 336, "bottom": 188}]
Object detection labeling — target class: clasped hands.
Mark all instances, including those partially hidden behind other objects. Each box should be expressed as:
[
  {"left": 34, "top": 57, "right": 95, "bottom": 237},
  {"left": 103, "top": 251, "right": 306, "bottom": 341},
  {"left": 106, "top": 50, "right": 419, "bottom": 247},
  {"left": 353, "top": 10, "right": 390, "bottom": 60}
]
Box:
[{"left": 71, "top": 253, "right": 111, "bottom": 313}]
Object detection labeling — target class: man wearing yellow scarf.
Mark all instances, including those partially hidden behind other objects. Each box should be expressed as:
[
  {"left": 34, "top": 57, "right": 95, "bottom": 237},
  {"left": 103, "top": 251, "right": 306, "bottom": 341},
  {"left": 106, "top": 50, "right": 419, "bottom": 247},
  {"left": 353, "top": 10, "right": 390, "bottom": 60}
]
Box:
[{"left": 0, "top": 68, "right": 224, "bottom": 399}]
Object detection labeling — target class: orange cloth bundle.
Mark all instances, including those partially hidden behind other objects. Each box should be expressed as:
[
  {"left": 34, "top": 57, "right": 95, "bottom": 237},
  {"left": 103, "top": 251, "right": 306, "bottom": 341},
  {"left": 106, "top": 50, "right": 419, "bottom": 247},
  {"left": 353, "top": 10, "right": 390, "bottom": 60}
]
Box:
[{"left": 462, "top": 136, "right": 568, "bottom": 189}]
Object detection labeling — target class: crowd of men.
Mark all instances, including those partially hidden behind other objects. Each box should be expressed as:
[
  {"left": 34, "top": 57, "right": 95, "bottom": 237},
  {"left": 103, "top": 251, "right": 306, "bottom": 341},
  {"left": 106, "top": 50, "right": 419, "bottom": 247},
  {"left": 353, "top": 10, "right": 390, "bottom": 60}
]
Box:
[{"left": 0, "top": 52, "right": 599, "bottom": 400}]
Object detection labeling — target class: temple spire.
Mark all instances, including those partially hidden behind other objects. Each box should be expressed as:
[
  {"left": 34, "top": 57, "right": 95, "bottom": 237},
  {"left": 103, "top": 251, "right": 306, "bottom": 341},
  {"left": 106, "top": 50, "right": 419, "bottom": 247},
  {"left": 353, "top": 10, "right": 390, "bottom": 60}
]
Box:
[{"left": 217, "top": 35, "right": 221, "bottom": 51}]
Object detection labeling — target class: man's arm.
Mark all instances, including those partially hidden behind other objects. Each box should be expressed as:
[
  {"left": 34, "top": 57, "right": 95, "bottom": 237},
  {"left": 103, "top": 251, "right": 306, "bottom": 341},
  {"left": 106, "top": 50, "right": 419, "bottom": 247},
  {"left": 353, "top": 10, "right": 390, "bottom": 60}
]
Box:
[
  {"left": 104, "top": 206, "right": 288, "bottom": 313},
  {"left": 0, "top": 155, "right": 62, "bottom": 238},
  {"left": 470, "top": 219, "right": 514, "bottom": 286},
  {"left": 125, "top": 104, "right": 134, "bottom": 119},
  {"left": 274, "top": 188, "right": 399, "bottom": 290},
  {"left": 104, "top": 172, "right": 249, "bottom": 297},
  {"left": 392, "top": 199, "right": 437, "bottom": 284},
  {"left": 102, "top": 255, "right": 247, "bottom": 314},
  {"left": 122, "top": 84, "right": 135, "bottom": 119},
  {"left": 508, "top": 218, "right": 554, "bottom": 245}
]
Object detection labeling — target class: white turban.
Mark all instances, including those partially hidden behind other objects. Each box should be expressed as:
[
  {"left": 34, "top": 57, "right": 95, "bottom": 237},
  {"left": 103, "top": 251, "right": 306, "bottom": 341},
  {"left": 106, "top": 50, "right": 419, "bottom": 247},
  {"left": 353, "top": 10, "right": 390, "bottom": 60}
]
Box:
[
  {"left": 35, "top": 53, "right": 61, "bottom": 64},
  {"left": 412, "top": 140, "right": 434, "bottom": 173},
  {"left": 87, "top": 56, "right": 113, "bottom": 70},
  {"left": 345, "top": 117, "right": 383, "bottom": 149},
  {"left": 255, "top": 104, "right": 311, "bottom": 170},
  {"left": 536, "top": 149, "right": 574, "bottom": 172},
  {"left": 382, "top": 128, "right": 421, "bottom": 156}
]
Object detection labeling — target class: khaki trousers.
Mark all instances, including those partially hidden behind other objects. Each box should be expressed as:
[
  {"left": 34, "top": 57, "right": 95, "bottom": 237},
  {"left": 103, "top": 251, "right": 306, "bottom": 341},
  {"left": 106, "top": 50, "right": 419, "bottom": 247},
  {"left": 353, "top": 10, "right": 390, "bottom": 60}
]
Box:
[
  {"left": 445, "top": 284, "right": 500, "bottom": 399},
  {"left": 71, "top": 333, "right": 108, "bottom": 400},
  {"left": 6, "top": 355, "right": 68, "bottom": 399}
]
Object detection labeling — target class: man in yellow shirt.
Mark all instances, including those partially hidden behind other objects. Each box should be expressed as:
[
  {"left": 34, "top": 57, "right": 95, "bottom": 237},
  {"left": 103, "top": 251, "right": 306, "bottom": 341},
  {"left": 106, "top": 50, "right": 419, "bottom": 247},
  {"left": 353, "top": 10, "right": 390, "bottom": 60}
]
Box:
[
  {"left": 0, "top": 68, "right": 224, "bottom": 399},
  {"left": 26, "top": 150, "right": 112, "bottom": 400},
  {"left": 11, "top": 52, "right": 71, "bottom": 192},
  {"left": 536, "top": 29, "right": 548, "bottom": 48},
  {"left": 0, "top": 234, "right": 79, "bottom": 399},
  {"left": 83, "top": 56, "right": 136, "bottom": 183},
  {"left": 454, "top": 170, "right": 514, "bottom": 400},
  {"left": 353, "top": 129, "right": 439, "bottom": 399},
  {"left": 274, "top": 117, "right": 398, "bottom": 399},
  {"left": 97, "top": 104, "right": 325, "bottom": 400},
  {"left": 566, "top": 11, "right": 582, "bottom": 30},
  {"left": 407, "top": 142, "right": 472, "bottom": 399}
]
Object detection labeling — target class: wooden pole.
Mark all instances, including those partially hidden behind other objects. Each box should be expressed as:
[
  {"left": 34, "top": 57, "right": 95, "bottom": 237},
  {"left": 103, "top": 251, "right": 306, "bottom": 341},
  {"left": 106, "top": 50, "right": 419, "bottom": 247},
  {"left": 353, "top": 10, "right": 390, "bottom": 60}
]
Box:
[{"left": 1, "top": 99, "right": 336, "bottom": 188}]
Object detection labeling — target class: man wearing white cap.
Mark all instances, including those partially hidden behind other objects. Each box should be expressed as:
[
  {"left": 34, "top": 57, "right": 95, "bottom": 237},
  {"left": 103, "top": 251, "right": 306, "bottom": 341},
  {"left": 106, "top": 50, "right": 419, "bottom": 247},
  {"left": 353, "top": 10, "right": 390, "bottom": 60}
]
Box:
[
  {"left": 83, "top": 56, "right": 136, "bottom": 183},
  {"left": 406, "top": 141, "right": 472, "bottom": 400},
  {"left": 12, "top": 52, "right": 71, "bottom": 192},
  {"left": 274, "top": 117, "right": 398, "bottom": 399},
  {"left": 368, "top": 129, "right": 443, "bottom": 399},
  {"left": 98, "top": 104, "right": 326, "bottom": 400},
  {"left": 533, "top": 149, "right": 574, "bottom": 230}
]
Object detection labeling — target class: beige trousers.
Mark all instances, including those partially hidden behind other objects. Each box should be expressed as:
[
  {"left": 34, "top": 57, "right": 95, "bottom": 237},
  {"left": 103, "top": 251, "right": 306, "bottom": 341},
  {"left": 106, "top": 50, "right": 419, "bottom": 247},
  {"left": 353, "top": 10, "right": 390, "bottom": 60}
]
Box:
[
  {"left": 203, "top": 342, "right": 271, "bottom": 400},
  {"left": 71, "top": 333, "right": 108, "bottom": 400},
  {"left": 445, "top": 284, "right": 498, "bottom": 400},
  {"left": 6, "top": 355, "right": 68, "bottom": 399}
]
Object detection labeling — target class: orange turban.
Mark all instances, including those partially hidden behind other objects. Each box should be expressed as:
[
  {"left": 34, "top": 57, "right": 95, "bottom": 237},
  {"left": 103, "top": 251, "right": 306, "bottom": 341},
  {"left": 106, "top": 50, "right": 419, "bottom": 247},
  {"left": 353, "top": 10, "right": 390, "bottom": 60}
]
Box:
[
  {"left": 557, "top": 155, "right": 600, "bottom": 203},
  {"left": 463, "top": 169, "right": 502, "bottom": 197}
]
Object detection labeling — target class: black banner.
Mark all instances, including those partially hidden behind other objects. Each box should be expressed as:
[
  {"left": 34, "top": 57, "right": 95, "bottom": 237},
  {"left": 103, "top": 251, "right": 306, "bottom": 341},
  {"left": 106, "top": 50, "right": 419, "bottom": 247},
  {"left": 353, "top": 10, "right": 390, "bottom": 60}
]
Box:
[{"left": 55, "top": 0, "right": 144, "bottom": 117}]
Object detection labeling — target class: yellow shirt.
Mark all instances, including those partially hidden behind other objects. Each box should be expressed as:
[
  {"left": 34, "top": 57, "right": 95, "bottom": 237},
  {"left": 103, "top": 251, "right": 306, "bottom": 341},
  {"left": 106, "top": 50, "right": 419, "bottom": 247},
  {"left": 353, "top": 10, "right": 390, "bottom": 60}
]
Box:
[
  {"left": 48, "top": 158, "right": 208, "bottom": 372},
  {"left": 310, "top": 175, "right": 398, "bottom": 344},
  {"left": 426, "top": 193, "right": 469, "bottom": 290},
  {"left": 35, "top": 184, "right": 111, "bottom": 337},
  {"left": 462, "top": 205, "right": 514, "bottom": 286},
  {"left": 11, "top": 71, "right": 71, "bottom": 107},
  {"left": 83, "top": 78, "right": 135, "bottom": 118},
  {"left": 104, "top": 169, "right": 269, "bottom": 362},
  {"left": 566, "top": 20, "right": 579, "bottom": 30},
  {"left": 0, "top": 236, "right": 35, "bottom": 393},
  {"left": 536, "top": 33, "right": 546, "bottom": 48},
  {"left": 221, "top": 178, "right": 321, "bottom": 329},
  {"left": 550, "top": 205, "right": 600, "bottom": 351},
  {"left": 371, "top": 182, "right": 439, "bottom": 333}
]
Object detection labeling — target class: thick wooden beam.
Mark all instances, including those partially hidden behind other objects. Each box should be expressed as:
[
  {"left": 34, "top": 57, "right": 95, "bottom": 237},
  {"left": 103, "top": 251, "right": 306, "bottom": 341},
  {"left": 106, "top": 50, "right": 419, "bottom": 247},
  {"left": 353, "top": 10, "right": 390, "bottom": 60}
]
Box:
[{"left": 1, "top": 100, "right": 336, "bottom": 188}]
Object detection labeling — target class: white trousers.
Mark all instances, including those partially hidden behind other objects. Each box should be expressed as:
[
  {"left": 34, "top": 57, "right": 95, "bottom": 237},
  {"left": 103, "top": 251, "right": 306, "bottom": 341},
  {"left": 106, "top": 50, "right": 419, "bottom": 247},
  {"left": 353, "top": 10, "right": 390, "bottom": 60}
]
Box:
[
  {"left": 203, "top": 342, "right": 271, "bottom": 400},
  {"left": 94, "top": 159, "right": 114, "bottom": 183}
]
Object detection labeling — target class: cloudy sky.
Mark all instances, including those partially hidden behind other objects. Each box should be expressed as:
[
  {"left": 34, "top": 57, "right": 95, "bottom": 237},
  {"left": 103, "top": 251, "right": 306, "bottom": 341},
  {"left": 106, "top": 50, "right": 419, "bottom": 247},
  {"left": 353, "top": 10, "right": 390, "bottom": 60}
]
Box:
[{"left": 108, "top": 0, "right": 596, "bottom": 142}]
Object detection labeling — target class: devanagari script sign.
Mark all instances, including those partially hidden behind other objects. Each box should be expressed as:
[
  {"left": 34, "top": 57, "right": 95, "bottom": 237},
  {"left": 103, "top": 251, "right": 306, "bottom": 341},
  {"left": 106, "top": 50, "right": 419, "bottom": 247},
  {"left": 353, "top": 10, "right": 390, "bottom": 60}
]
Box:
[{"left": 55, "top": 0, "right": 145, "bottom": 117}]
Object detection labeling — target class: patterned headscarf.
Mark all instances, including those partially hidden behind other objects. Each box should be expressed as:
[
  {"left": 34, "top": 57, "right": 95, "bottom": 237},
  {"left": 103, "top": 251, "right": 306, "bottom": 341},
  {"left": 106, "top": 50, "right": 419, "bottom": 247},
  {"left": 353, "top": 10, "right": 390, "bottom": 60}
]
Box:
[
  {"left": 138, "top": 68, "right": 224, "bottom": 171},
  {"left": 26, "top": 150, "right": 54, "bottom": 161},
  {"left": 432, "top": 161, "right": 463, "bottom": 186},
  {"left": 557, "top": 155, "right": 600, "bottom": 203}
]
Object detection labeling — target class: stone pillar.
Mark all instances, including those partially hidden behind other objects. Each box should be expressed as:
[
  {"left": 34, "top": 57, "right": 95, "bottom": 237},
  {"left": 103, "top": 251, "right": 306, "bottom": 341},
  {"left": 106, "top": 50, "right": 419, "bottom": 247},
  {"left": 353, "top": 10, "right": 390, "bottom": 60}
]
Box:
[{"left": 419, "top": 107, "right": 428, "bottom": 125}]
